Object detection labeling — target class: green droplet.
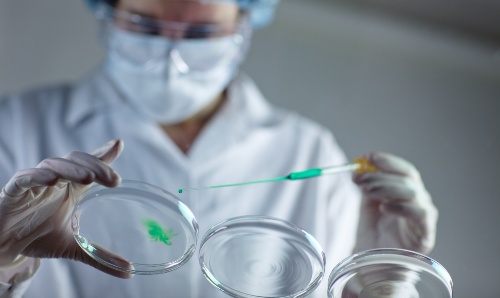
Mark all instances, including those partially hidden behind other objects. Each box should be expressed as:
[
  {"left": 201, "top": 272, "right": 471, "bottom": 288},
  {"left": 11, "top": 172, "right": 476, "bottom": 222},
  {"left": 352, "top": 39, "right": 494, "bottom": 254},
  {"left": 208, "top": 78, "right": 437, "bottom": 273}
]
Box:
[{"left": 178, "top": 189, "right": 183, "bottom": 194}]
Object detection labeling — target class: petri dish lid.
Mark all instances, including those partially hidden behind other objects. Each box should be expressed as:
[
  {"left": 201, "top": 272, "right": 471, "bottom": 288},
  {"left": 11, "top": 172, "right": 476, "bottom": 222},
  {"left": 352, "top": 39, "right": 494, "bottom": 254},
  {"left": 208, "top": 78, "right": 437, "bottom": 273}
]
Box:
[
  {"left": 328, "top": 248, "right": 453, "bottom": 298},
  {"left": 199, "top": 216, "right": 326, "bottom": 298},
  {"left": 71, "top": 180, "right": 198, "bottom": 275}
]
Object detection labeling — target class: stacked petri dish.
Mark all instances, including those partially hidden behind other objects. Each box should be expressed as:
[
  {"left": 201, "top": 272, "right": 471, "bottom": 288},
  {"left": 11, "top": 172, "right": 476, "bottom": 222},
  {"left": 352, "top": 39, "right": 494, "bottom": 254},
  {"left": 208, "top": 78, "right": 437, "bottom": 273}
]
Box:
[
  {"left": 199, "top": 216, "right": 326, "bottom": 298},
  {"left": 327, "top": 248, "right": 453, "bottom": 298},
  {"left": 71, "top": 180, "right": 199, "bottom": 275}
]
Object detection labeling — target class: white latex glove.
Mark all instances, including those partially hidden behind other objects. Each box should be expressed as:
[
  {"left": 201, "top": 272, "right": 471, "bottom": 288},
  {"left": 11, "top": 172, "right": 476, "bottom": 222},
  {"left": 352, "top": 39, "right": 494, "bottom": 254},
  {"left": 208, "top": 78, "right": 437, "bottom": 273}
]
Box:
[
  {"left": 352, "top": 152, "right": 438, "bottom": 254},
  {"left": 0, "top": 139, "right": 132, "bottom": 278}
]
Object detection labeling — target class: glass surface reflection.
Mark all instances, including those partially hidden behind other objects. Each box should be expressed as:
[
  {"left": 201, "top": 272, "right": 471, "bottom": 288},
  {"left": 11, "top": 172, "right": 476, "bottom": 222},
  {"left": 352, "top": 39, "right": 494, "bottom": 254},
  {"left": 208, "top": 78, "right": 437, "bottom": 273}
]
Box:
[
  {"left": 328, "top": 249, "right": 453, "bottom": 298},
  {"left": 199, "top": 216, "right": 325, "bottom": 298}
]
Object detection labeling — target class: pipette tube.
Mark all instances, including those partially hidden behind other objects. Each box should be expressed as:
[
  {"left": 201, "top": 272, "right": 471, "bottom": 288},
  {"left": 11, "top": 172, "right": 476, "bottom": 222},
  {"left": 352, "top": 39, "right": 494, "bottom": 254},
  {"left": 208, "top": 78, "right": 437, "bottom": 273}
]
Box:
[{"left": 178, "top": 158, "right": 376, "bottom": 193}]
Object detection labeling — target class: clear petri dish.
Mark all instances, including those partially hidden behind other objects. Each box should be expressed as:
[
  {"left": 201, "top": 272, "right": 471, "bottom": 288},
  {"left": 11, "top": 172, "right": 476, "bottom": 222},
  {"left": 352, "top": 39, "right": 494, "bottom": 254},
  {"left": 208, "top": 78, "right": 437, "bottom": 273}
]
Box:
[
  {"left": 199, "top": 216, "right": 326, "bottom": 298},
  {"left": 71, "top": 180, "right": 198, "bottom": 275},
  {"left": 328, "top": 248, "right": 453, "bottom": 298}
]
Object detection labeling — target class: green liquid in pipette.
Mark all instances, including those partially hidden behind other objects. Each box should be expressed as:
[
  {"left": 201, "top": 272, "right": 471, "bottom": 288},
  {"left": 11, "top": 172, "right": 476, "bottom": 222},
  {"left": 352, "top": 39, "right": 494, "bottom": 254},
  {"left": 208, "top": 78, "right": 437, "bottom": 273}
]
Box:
[
  {"left": 178, "top": 168, "right": 324, "bottom": 193},
  {"left": 287, "top": 168, "right": 322, "bottom": 180},
  {"left": 178, "top": 159, "right": 374, "bottom": 193}
]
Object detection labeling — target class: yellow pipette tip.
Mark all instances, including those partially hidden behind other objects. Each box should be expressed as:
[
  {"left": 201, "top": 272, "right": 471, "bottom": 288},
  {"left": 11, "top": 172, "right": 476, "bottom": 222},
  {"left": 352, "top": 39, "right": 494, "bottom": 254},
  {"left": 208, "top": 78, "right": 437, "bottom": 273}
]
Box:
[{"left": 353, "top": 157, "right": 377, "bottom": 173}]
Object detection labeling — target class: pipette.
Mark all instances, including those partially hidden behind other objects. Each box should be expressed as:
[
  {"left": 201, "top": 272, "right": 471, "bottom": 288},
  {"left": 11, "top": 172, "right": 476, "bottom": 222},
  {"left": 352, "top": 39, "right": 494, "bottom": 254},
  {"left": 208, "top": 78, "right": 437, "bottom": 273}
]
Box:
[{"left": 178, "top": 157, "right": 376, "bottom": 193}]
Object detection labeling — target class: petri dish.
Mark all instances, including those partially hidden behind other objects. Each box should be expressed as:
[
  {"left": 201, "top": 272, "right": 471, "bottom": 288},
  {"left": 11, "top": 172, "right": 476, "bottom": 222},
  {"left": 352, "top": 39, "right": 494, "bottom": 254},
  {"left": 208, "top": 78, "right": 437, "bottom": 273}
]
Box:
[
  {"left": 327, "top": 248, "right": 453, "bottom": 298},
  {"left": 199, "top": 216, "right": 326, "bottom": 298},
  {"left": 71, "top": 180, "right": 199, "bottom": 275}
]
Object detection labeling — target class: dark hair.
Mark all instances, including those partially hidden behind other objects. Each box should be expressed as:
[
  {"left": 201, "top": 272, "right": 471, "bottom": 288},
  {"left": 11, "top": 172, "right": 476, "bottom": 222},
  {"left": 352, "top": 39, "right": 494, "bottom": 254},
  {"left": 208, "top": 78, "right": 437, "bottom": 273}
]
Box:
[{"left": 104, "top": 0, "right": 118, "bottom": 7}]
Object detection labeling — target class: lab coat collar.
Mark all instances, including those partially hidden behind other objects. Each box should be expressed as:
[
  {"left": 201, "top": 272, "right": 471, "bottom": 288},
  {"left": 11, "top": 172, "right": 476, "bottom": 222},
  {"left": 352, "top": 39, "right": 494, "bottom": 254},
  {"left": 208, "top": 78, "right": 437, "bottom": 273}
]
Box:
[
  {"left": 186, "top": 73, "right": 282, "bottom": 166},
  {"left": 66, "top": 68, "right": 277, "bottom": 127},
  {"left": 231, "top": 73, "right": 279, "bottom": 127},
  {"left": 65, "top": 68, "right": 281, "bottom": 166}
]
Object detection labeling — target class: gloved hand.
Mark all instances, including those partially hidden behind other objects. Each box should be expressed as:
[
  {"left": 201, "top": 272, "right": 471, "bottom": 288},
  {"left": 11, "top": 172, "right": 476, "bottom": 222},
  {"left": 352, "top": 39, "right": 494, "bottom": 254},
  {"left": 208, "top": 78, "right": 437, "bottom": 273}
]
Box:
[
  {"left": 352, "top": 152, "right": 438, "bottom": 254},
  {"left": 0, "top": 139, "right": 132, "bottom": 278}
]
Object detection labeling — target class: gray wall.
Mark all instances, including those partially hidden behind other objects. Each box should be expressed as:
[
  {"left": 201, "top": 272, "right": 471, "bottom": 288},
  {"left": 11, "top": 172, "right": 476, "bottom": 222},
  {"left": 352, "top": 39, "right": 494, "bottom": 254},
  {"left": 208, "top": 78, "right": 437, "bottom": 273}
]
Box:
[{"left": 1, "top": 0, "right": 499, "bottom": 296}]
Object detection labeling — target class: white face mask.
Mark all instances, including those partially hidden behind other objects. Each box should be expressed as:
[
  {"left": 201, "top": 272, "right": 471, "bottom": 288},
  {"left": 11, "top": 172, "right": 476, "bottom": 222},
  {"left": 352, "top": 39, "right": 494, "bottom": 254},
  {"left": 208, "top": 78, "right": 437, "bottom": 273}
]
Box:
[{"left": 103, "top": 25, "right": 250, "bottom": 124}]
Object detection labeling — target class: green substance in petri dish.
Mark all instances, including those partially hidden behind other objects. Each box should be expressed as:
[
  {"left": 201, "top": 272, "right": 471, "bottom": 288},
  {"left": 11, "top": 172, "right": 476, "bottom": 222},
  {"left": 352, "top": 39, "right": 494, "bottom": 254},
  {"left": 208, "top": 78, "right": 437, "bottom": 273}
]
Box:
[
  {"left": 143, "top": 219, "right": 178, "bottom": 246},
  {"left": 178, "top": 189, "right": 183, "bottom": 194}
]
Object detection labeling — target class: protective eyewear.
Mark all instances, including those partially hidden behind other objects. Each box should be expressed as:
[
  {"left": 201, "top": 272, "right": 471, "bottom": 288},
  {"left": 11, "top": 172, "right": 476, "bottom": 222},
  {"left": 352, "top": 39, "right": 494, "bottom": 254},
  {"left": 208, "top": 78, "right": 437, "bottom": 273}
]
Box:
[
  {"left": 95, "top": 2, "right": 251, "bottom": 73},
  {"left": 94, "top": 1, "right": 249, "bottom": 39}
]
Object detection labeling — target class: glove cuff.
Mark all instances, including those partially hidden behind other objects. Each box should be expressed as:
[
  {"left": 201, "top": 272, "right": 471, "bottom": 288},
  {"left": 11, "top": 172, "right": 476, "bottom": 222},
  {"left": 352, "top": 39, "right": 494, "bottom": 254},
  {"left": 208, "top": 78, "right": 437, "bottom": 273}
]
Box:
[{"left": 0, "top": 256, "right": 28, "bottom": 271}]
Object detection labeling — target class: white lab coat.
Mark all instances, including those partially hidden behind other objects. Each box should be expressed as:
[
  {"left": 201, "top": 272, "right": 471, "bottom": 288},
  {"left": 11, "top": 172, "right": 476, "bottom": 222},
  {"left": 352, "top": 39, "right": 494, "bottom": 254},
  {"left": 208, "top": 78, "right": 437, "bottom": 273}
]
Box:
[{"left": 0, "top": 68, "right": 361, "bottom": 298}]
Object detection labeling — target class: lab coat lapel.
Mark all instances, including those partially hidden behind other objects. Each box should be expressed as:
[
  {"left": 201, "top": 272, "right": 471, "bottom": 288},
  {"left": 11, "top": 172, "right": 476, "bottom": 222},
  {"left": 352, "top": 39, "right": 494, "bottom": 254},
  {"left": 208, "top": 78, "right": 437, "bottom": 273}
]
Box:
[{"left": 187, "top": 73, "right": 277, "bottom": 168}]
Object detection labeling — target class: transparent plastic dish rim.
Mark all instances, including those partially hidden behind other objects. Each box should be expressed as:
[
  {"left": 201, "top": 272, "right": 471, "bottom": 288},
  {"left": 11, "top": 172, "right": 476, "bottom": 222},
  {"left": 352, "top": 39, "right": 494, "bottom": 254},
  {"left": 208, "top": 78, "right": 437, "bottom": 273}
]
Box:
[
  {"left": 199, "top": 215, "right": 327, "bottom": 298},
  {"left": 327, "top": 248, "right": 453, "bottom": 296},
  {"left": 71, "top": 179, "right": 199, "bottom": 275}
]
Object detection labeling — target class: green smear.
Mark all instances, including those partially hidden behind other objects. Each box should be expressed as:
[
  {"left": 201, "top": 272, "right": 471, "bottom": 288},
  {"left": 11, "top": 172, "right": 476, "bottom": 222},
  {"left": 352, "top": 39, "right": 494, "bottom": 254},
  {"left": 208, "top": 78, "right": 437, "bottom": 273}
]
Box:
[{"left": 143, "top": 219, "right": 177, "bottom": 246}]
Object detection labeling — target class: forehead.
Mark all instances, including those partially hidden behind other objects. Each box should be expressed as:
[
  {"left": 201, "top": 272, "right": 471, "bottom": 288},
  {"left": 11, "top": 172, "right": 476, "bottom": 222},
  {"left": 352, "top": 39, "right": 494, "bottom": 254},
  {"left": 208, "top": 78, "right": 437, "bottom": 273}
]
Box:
[{"left": 115, "top": 0, "right": 240, "bottom": 23}]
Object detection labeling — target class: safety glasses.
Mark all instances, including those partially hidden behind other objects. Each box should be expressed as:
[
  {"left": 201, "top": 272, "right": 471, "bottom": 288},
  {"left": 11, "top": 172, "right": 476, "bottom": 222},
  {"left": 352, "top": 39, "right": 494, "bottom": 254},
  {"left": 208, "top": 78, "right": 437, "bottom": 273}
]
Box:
[
  {"left": 95, "top": 2, "right": 252, "bottom": 73},
  {"left": 95, "top": 1, "right": 248, "bottom": 39}
]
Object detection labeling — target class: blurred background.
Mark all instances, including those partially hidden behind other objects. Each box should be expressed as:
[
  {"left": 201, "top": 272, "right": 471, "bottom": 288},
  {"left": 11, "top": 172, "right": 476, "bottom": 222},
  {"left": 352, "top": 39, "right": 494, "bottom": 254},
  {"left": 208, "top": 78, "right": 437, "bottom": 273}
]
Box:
[{"left": 0, "top": 0, "right": 499, "bottom": 296}]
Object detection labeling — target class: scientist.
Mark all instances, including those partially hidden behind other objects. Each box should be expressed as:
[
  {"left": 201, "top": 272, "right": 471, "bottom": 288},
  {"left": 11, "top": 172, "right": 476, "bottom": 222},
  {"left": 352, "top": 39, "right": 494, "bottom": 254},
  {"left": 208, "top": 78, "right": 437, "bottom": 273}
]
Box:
[{"left": 0, "top": 0, "right": 438, "bottom": 297}]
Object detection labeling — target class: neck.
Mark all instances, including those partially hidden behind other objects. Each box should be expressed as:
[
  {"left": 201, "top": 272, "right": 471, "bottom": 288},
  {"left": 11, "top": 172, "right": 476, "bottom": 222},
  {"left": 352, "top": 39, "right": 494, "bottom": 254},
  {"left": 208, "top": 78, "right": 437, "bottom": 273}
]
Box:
[{"left": 161, "top": 92, "right": 226, "bottom": 154}]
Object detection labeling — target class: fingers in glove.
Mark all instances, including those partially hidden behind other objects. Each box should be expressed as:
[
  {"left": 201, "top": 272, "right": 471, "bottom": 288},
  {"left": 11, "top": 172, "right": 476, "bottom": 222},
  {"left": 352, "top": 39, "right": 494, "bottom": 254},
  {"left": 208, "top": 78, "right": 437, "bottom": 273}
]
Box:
[
  {"left": 354, "top": 172, "right": 418, "bottom": 202},
  {"left": 55, "top": 139, "right": 123, "bottom": 187},
  {"left": 7, "top": 156, "right": 108, "bottom": 197},
  {"left": 63, "top": 151, "right": 120, "bottom": 188},
  {"left": 91, "top": 139, "right": 124, "bottom": 165},
  {"left": 380, "top": 201, "right": 425, "bottom": 220},
  {"left": 3, "top": 168, "right": 60, "bottom": 197},
  {"left": 36, "top": 157, "right": 97, "bottom": 182},
  {"left": 360, "top": 152, "right": 420, "bottom": 179},
  {"left": 75, "top": 242, "right": 134, "bottom": 279},
  {"left": 2, "top": 140, "right": 124, "bottom": 198}
]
